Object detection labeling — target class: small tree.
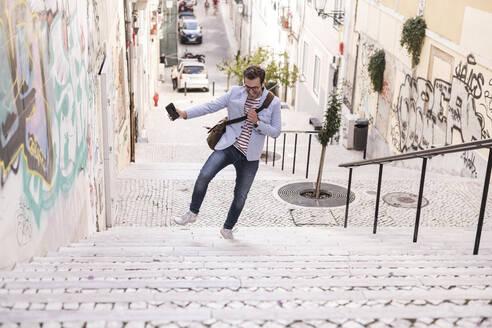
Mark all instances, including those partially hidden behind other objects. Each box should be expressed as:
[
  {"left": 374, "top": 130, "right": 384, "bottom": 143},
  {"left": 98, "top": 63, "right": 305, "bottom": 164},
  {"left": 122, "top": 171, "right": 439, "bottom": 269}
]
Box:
[
  {"left": 217, "top": 47, "right": 298, "bottom": 94},
  {"left": 315, "top": 92, "right": 342, "bottom": 198},
  {"left": 216, "top": 51, "right": 247, "bottom": 91}
]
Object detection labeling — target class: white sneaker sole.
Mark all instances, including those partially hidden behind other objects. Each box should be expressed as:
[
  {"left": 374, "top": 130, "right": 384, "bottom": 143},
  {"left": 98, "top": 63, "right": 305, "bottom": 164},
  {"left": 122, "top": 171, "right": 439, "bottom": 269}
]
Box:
[
  {"left": 220, "top": 229, "right": 233, "bottom": 240},
  {"left": 174, "top": 216, "right": 197, "bottom": 226}
]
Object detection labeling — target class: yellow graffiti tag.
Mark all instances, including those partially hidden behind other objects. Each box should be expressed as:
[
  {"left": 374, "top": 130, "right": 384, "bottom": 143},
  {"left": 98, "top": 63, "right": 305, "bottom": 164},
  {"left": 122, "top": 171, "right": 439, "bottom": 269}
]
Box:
[{"left": 27, "top": 134, "right": 47, "bottom": 175}]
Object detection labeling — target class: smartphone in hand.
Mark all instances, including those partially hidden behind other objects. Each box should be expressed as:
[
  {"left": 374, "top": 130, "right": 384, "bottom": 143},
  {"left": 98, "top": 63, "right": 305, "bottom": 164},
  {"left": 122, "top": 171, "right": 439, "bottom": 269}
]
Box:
[{"left": 166, "top": 103, "right": 179, "bottom": 121}]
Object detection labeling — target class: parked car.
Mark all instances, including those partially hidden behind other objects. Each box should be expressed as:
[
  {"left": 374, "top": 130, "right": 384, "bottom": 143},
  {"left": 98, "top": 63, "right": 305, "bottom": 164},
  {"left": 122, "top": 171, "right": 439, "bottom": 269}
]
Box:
[
  {"left": 178, "top": 0, "right": 194, "bottom": 12},
  {"left": 179, "top": 19, "right": 202, "bottom": 44},
  {"left": 177, "top": 60, "right": 209, "bottom": 92},
  {"left": 178, "top": 11, "right": 195, "bottom": 30}
]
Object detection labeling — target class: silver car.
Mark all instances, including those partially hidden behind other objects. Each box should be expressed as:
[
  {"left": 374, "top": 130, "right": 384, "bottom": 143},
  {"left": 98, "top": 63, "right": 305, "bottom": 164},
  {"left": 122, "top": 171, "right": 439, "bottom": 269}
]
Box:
[
  {"left": 179, "top": 19, "right": 202, "bottom": 44},
  {"left": 177, "top": 60, "right": 209, "bottom": 92}
]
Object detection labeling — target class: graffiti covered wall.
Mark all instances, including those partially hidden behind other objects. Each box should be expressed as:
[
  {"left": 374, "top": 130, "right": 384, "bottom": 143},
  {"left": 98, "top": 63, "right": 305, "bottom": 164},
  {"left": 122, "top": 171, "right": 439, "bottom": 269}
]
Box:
[
  {"left": 392, "top": 54, "right": 491, "bottom": 153},
  {"left": 0, "top": 0, "right": 128, "bottom": 269},
  {"left": 352, "top": 32, "right": 492, "bottom": 178}
]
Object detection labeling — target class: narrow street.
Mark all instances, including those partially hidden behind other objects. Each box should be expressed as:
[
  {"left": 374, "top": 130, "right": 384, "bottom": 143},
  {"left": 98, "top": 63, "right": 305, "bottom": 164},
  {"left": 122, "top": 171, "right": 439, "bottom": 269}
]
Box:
[{"left": 2, "top": 1, "right": 492, "bottom": 326}]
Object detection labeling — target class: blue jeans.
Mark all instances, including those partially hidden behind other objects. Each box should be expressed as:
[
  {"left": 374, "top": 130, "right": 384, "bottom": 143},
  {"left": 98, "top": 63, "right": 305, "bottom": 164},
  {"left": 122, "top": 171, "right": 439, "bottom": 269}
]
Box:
[{"left": 190, "top": 145, "right": 259, "bottom": 229}]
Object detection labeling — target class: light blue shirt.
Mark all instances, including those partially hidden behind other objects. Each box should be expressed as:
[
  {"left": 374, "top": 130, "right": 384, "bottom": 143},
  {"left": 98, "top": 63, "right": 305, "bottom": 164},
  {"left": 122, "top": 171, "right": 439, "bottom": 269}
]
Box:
[{"left": 186, "top": 86, "right": 282, "bottom": 161}]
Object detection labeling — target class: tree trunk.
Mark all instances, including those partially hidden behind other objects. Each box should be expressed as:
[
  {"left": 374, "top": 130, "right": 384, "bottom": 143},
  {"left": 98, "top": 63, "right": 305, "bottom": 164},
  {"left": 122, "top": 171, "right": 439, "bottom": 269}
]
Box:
[
  {"left": 226, "top": 72, "right": 231, "bottom": 91},
  {"left": 315, "top": 145, "right": 327, "bottom": 199}
]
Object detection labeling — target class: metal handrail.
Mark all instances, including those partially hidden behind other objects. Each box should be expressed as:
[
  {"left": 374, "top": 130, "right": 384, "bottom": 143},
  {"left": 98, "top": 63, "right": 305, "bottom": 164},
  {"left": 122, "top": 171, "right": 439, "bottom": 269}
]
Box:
[
  {"left": 340, "top": 138, "right": 492, "bottom": 167},
  {"left": 264, "top": 130, "right": 319, "bottom": 179},
  {"left": 338, "top": 138, "right": 492, "bottom": 255}
]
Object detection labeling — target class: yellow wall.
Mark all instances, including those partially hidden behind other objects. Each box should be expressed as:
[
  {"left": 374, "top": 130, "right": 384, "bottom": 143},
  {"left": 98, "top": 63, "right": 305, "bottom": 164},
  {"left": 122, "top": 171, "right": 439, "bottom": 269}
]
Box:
[
  {"left": 380, "top": 0, "right": 396, "bottom": 10},
  {"left": 396, "top": 0, "right": 418, "bottom": 18},
  {"left": 425, "top": 0, "right": 492, "bottom": 45}
]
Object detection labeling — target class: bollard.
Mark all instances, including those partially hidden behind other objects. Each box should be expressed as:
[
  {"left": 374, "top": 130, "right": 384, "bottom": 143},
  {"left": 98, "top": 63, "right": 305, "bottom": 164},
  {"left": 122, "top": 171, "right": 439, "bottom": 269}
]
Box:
[
  {"left": 212, "top": 81, "right": 215, "bottom": 96},
  {"left": 185, "top": 82, "right": 187, "bottom": 96}
]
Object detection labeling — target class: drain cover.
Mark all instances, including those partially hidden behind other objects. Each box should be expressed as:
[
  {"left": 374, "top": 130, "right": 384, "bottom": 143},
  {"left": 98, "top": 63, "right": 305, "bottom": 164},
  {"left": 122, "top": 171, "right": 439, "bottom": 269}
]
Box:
[
  {"left": 277, "top": 182, "right": 355, "bottom": 207},
  {"left": 383, "top": 192, "right": 429, "bottom": 208}
]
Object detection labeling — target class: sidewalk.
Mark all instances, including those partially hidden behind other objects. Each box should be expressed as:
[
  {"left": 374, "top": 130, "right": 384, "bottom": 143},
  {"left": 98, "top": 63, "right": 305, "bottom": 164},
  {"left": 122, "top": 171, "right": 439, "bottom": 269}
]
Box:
[
  {"left": 115, "top": 75, "right": 492, "bottom": 232},
  {"left": 118, "top": 1, "right": 492, "bottom": 232}
]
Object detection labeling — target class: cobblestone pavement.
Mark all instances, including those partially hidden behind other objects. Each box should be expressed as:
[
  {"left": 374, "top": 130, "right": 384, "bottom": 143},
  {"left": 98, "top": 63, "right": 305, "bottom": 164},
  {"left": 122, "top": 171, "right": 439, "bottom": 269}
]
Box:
[
  {"left": 115, "top": 171, "right": 492, "bottom": 229},
  {"left": 118, "top": 72, "right": 492, "bottom": 231}
]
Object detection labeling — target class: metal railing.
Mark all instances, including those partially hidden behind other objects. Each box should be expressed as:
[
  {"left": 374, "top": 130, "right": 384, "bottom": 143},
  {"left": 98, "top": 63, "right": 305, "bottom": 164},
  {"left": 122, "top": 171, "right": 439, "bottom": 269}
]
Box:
[
  {"left": 264, "top": 130, "right": 319, "bottom": 179},
  {"left": 339, "top": 138, "right": 492, "bottom": 255}
]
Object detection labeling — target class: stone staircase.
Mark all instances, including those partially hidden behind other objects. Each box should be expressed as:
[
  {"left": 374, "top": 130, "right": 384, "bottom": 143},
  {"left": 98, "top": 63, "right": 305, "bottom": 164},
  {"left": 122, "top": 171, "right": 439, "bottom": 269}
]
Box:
[{"left": 1, "top": 226, "right": 492, "bottom": 327}]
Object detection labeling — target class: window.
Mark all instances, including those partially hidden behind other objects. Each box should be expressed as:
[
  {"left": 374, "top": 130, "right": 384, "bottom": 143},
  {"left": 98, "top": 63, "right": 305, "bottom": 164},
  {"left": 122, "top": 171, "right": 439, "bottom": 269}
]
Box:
[
  {"left": 182, "top": 65, "right": 205, "bottom": 74},
  {"left": 296, "top": 0, "right": 302, "bottom": 14},
  {"left": 313, "top": 55, "right": 320, "bottom": 96},
  {"left": 302, "top": 41, "right": 309, "bottom": 77},
  {"left": 183, "top": 21, "right": 197, "bottom": 30}
]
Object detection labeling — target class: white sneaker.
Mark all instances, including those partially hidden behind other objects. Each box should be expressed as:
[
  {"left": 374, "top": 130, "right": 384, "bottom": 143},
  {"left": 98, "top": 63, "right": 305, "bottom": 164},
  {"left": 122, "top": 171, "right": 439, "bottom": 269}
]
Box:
[
  {"left": 220, "top": 227, "right": 234, "bottom": 240},
  {"left": 174, "top": 211, "right": 198, "bottom": 226}
]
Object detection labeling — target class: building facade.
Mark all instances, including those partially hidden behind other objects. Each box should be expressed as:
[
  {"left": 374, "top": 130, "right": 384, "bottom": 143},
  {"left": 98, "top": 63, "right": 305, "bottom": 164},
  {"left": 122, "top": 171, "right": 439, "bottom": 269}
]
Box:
[
  {"left": 0, "top": 0, "right": 159, "bottom": 269},
  {"left": 342, "top": 0, "right": 492, "bottom": 177}
]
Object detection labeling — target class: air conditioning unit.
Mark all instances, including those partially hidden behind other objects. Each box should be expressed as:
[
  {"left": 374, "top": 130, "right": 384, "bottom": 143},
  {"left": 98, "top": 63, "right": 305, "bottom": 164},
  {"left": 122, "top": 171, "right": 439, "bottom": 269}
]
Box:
[{"left": 342, "top": 113, "right": 357, "bottom": 149}]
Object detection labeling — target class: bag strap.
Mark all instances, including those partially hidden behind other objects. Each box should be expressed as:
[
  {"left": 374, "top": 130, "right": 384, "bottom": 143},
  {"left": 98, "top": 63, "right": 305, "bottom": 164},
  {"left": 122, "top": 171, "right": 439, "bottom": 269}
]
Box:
[{"left": 225, "top": 91, "right": 275, "bottom": 125}]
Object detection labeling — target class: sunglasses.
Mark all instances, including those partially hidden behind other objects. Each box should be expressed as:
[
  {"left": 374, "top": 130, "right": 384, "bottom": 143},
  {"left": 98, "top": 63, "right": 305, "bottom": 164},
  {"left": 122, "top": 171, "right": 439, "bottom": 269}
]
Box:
[{"left": 244, "top": 84, "right": 261, "bottom": 92}]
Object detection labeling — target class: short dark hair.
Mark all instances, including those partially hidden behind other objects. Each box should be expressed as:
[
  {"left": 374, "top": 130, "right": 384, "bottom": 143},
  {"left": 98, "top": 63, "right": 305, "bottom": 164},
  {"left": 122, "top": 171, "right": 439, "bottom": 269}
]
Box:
[{"left": 243, "top": 65, "right": 265, "bottom": 84}]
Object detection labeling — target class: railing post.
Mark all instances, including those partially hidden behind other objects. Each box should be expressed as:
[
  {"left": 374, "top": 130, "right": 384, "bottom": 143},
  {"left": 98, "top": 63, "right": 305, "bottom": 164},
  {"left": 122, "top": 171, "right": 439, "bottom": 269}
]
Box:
[
  {"left": 184, "top": 82, "right": 187, "bottom": 96},
  {"left": 474, "top": 148, "right": 492, "bottom": 255},
  {"left": 265, "top": 136, "right": 269, "bottom": 164},
  {"left": 413, "top": 157, "right": 428, "bottom": 243},
  {"left": 344, "top": 168, "right": 353, "bottom": 228},
  {"left": 273, "top": 138, "right": 277, "bottom": 167},
  {"left": 293, "top": 133, "right": 298, "bottom": 174},
  {"left": 306, "top": 134, "right": 312, "bottom": 179},
  {"left": 282, "top": 133, "right": 286, "bottom": 171},
  {"left": 373, "top": 164, "right": 383, "bottom": 234}
]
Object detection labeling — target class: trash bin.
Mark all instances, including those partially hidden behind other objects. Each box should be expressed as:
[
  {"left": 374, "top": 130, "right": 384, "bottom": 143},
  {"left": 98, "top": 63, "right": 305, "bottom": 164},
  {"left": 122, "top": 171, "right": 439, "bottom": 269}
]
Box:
[{"left": 353, "top": 118, "right": 369, "bottom": 151}]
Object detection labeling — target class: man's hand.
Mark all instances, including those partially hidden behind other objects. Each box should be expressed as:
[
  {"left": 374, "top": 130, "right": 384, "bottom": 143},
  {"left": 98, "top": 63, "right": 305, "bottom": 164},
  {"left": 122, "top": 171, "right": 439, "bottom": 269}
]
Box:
[
  {"left": 169, "top": 108, "right": 187, "bottom": 120},
  {"left": 246, "top": 108, "right": 258, "bottom": 124}
]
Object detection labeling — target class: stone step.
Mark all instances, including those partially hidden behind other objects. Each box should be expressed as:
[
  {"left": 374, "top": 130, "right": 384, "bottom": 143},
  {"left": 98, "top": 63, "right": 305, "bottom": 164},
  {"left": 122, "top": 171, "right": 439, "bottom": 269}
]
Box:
[
  {"left": 84, "top": 236, "right": 490, "bottom": 244},
  {"left": 82, "top": 236, "right": 489, "bottom": 248},
  {"left": 98, "top": 226, "right": 484, "bottom": 234},
  {"left": 46, "top": 248, "right": 491, "bottom": 258},
  {"left": 4, "top": 266, "right": 492, "bottom": 280},
  {"left": 68, "top": 243, "right": 488, "bottom": 253},
  {"left": 2, "top": 287, "right": 491, "bottom": 304},
  {"left": 75, "top": 234, "right": 492, "bottom": 243},
  {"left": 15, "top": 261, "right": 492, "bottom": 275},
  {"left": 31, "top": 253, "right": 492, "bottom": 263},
  {"left": 2, "top": 276, "right": 491, "bottom": 290},
  {"left": 1, "top": 303, "right": 491, "bottom": 323},
  {"left": 21, "top": 259, "right": 492, "bottom": 273}
]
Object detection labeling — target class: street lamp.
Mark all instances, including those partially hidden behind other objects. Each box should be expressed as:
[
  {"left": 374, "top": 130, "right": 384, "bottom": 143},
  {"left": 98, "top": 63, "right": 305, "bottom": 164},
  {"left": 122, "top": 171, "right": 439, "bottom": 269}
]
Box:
[{"left": 314, "top": 0, "right": 344, "bottom": 24}]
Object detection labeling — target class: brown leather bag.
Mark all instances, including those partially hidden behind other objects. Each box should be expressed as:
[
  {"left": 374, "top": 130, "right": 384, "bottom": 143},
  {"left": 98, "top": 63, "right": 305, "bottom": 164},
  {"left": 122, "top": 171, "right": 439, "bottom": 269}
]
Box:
[{"left": 206, "top": 91, "right": 275, "bottom": 150}]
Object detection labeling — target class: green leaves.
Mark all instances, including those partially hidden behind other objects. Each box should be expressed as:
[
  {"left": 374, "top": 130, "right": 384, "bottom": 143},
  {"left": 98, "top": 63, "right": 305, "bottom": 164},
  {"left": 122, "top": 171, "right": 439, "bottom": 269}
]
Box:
[
  {"left": 216, "top": 47, "right": 299, "bottom": 91},
  {"left": 368, "top": 49, "right": 385, "bottom": 93},
  {"left": 400, "top": 16, "right": 427, "bottom": 67},
  {"left": 317, "top": 92, "right": 342, "bottom": 147}
]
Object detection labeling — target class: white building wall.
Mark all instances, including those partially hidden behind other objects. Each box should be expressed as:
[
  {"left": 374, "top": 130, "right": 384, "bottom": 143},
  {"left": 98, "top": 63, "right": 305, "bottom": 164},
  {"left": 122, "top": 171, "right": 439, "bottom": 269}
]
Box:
[
  {"left": 295, "top": 1, "right": 343, "bottom": 119},
  {"left": 0, "top": 0, "right": 130, "bottom": 269},
  {"left": 132, "top": 0, "right": 160, "bottom": 141}
]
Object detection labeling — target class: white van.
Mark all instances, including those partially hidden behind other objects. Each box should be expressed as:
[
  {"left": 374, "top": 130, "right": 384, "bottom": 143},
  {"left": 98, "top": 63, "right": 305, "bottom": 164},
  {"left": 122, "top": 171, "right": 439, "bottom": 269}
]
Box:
[{"left": 177, "top": 60, "right": 209, "bottom": 92}]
